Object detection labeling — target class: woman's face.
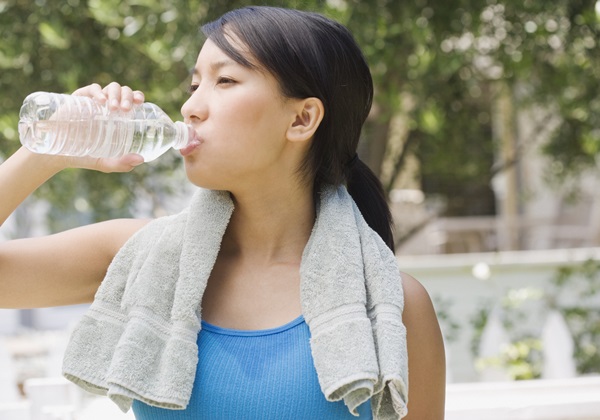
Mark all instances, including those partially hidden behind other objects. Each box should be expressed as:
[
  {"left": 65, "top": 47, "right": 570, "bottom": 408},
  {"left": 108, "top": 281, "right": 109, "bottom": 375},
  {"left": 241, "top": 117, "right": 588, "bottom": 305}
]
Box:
[{"left": 180, "top": 39, "right": 303, "bottom": 192}]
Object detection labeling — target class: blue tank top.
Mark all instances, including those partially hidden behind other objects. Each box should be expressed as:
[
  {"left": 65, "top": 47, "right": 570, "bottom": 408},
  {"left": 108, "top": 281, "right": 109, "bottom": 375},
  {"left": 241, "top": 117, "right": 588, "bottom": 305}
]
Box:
[{"left": 132, "top": 315, "right": 372, "bottom": 419}]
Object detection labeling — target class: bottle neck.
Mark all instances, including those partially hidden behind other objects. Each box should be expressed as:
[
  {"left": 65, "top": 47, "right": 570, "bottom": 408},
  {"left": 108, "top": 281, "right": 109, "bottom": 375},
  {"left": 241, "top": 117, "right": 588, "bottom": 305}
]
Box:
[{"left": 174, "top": 121, "right": 193, "bottom": 149}]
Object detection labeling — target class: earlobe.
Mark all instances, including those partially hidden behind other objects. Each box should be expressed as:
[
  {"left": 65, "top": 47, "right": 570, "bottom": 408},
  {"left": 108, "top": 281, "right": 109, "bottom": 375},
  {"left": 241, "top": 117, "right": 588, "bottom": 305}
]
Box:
[{"left": 287, "top": 97, "right": 324, "bottom": 143}]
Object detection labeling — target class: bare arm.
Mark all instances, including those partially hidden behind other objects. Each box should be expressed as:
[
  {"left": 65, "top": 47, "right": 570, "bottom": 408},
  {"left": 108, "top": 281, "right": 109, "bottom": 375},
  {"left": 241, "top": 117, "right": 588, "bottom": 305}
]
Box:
[
  {"left": 0, "top": 147, "right": 143, "bottom": 228},
  {"left": 401, "top": 272, "right": 446, "bottom": 420},
  {"left": 0, "top": 83, "right": 150, "bottom": 308},
  {"left": 0, "top": 148, "right": 63, "bottom": 226},
  {"left": 0, "top": 218, "right": 150, "bottom": 308}
]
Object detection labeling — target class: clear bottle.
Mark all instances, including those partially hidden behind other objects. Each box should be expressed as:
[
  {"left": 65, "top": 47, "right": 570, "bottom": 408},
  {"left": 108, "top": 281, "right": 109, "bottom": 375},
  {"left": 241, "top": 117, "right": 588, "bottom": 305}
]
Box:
[{"left": 18, "top": 91, "right": 192, "bottom": 162}]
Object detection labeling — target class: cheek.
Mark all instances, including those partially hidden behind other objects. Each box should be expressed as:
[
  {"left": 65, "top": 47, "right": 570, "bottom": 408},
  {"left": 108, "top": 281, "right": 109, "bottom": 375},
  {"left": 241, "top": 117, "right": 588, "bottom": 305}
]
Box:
[
  {"left": 217, "top": 96, "right": 287, "bottom": 151},
  {"left": 228, "top": 94, "right": 275, "bottom": 126},
  {"left": 186, "top": 90, "right": 290, "bottom": 184}
]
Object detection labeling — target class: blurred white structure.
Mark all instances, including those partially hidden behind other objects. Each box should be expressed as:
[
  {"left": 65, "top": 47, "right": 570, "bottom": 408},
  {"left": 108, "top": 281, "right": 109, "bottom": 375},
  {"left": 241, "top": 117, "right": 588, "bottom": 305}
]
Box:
[
  {"left": 77, "top": 397, "right": 135, "bottom": 420},
  {"left": 542, "top": 310, "right": 577, "bottom": 380},
  {"left": 477, "top": 307, "right": 511, "bottom": 382},
  {"left": 0, "top": 375, "right": 135, "bottom": 420},
  {"left": 0, "top": 401, "right": 30, "bottom": 420},
  {"left": 399, "top": 246, "right": 600, "bottom": 382},
  {"left": 0, "top": 310, "right": 20, "bottom": 335},
  {"left": 0, "top": 338, "right": 20, "bottom": 402},
  {"left": 24, "top": 377, "right": 79, "bottom": 420},
  {"left": 446, "top": 376, "right": 600, "bottom": 420},
  {"left": 45, "top": 325, "right": 75, "bottom": 378}
]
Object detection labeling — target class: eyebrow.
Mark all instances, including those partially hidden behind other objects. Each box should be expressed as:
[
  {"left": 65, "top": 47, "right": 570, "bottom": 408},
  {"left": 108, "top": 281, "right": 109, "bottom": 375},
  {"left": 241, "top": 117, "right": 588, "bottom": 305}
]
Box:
[{"left": 192, "top": 59, "right": 237, "bottom": 76}]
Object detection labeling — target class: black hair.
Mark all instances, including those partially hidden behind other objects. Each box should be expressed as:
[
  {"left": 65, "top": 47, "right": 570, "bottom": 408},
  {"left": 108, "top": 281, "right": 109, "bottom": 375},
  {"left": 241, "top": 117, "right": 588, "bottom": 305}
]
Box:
[{"left": 201, "top": 6, "right": 395, "bottom": 252}]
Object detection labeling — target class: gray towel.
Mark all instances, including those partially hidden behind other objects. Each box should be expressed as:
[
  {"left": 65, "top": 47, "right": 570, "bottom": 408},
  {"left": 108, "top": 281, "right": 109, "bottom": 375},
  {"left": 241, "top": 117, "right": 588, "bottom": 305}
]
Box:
[{"left": 62, "top": 185, "right": 408, "bottom": 419}]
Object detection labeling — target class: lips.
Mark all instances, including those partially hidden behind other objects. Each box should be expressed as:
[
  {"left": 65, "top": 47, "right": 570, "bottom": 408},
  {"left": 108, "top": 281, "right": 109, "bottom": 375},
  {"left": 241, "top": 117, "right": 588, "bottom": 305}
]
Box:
[{"left": 179, "top": 130, "right": 203, "bottom": 157}]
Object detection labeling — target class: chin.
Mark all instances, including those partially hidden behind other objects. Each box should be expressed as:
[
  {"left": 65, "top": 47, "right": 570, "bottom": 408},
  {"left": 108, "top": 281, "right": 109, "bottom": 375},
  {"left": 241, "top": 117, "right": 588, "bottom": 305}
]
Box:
[{"left": 185, "top": 171, "right": 228, "bottom": 192}]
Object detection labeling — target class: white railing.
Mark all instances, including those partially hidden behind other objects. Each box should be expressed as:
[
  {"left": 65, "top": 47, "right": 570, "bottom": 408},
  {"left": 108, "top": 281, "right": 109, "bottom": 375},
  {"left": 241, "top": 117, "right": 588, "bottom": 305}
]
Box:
[
  {"left": 395, "top": 213, "right": 600, "bottom": 255},
  {"left": 446, "top": 376, "right": 600, "bottom": 420}
]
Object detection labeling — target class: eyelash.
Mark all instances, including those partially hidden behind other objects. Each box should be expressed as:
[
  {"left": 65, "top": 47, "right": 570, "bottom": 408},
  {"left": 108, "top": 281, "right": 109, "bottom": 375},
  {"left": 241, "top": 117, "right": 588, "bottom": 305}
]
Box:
[
  {"left": 217, "top": 76, "right": 235, "bottom": 85},
  {"left": 187, "top": 77, "right": 235, "bottom": 94}
]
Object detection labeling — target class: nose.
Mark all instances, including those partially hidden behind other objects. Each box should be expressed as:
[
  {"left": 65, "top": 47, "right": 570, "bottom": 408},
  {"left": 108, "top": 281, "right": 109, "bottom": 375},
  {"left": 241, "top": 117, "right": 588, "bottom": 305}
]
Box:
[{"left": 180, "top": 89, "right": 208, "bottom": 123}]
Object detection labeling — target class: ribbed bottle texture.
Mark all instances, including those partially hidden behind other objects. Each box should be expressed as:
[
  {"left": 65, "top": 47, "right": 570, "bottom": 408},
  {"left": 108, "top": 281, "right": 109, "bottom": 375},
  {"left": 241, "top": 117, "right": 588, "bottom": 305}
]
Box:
[{"left": 18, "top": 92, "right": 191, "bottom": 162}]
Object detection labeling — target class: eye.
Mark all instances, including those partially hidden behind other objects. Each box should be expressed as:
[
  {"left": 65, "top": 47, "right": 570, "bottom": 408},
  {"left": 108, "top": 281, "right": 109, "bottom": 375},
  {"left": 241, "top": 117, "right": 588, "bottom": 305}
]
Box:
[
  {"left": 216, "top": 76, "right": 235, "bottom": 85},
  {"left": 187, "top": 84, "right": 199, "bottom": 95}
]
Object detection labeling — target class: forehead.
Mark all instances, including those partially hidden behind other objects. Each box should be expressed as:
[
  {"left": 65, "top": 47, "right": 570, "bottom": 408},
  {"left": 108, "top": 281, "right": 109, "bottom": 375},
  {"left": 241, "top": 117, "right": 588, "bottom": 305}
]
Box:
[
  {"left": 195, "top": 35, "right": 258, "bottom": 70},
  {"left": 194, "top": 40, "right": 231, "bottom": 68}
]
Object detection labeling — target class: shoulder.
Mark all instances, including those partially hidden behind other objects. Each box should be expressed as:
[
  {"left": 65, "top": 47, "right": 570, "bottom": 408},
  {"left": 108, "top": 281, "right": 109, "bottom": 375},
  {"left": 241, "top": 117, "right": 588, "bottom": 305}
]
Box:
[
  {"left": 400, "top": 271, "right": 446, "bottom": 420},
  {"left": 400, "top": 272, "right": 433, "bottom": 309},
  {"left": 401, "top": 272, "right": 437, "bottom": 322},
  {"left": 400, "top": 271, "right": 444, "bottom": 375}
]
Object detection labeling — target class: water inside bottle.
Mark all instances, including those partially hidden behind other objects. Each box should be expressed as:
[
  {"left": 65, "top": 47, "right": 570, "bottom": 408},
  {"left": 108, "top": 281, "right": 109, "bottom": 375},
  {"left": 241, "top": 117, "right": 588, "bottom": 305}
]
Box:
[{"left": 27, "top": 118, "right": 178, "bottom": 161}]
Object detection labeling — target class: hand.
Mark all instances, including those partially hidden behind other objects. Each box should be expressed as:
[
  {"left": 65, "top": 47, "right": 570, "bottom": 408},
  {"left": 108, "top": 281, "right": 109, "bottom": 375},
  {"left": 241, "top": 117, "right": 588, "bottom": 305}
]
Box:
[
  {"left": 61, "top": 82, "right": 146, "bottom": 172},
  {"left": 72, "top": 81, "right": 145, "bottom": 113}
]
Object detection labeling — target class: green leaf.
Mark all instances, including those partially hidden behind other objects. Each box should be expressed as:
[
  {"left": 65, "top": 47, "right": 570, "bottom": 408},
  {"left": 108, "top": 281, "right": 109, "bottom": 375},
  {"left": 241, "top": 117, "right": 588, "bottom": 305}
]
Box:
[{"left": 38, "top": 21, "right": 70, "bottom": 49}]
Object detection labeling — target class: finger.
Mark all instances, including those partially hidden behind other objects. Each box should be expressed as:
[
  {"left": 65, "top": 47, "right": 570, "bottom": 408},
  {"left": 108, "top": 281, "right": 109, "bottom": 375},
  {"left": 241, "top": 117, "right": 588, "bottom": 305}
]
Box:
[
  {"left": 119, "top": 86, "right": 135, "bottom": 111},
  {"left": 132, "top": 90, "right": 145, "bottom": 104},
  {"left": 72, "top": 83, "right": 107, "bottom": 103},
  {"left": 102, "top": 82, "right": 123, "bottom": 111},
  {"left": 89, "top": 83, "right": 107, "bottom": 104},
  {"left": 72, "top": 154, "right": 145, "bottom": 173}
]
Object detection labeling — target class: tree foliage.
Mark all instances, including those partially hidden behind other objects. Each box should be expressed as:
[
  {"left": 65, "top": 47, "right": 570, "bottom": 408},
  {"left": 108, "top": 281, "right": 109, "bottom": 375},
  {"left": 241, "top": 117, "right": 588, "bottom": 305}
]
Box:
[
  {"left": 336, "top": 0, "right": 600, "bottom": 215},
  {"left": 1, "top": 0, "right": 599, "bottom": 228}
]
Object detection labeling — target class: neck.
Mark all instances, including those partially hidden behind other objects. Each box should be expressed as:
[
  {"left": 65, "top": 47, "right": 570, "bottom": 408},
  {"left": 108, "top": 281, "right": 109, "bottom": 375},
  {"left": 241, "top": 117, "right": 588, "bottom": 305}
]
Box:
[{"left": 221, "top": 181, "right": 316, "bottom": 264}]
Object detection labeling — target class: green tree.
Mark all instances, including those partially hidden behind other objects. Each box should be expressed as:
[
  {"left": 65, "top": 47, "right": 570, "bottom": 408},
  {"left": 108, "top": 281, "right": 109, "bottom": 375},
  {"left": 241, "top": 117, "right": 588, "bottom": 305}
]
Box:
[
  {"left": 1, "top": 0, "right": 599, "bottom": 234},
  {"left": 333, "top": 0, "right": 600, "bottom": 216}
]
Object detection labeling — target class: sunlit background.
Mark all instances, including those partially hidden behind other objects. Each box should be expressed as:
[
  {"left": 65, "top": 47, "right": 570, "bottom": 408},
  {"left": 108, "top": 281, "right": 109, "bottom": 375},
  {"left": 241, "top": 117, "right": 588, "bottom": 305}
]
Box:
[{"left": 1, "top": 0, "right": 600, "bottom": 419}]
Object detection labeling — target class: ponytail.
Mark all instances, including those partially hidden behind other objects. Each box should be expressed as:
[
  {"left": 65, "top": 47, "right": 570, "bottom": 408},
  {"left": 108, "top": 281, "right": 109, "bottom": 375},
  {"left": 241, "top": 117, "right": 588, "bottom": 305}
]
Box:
[{"left": 346, "top": 157, "right": 395, "bottom": 252}]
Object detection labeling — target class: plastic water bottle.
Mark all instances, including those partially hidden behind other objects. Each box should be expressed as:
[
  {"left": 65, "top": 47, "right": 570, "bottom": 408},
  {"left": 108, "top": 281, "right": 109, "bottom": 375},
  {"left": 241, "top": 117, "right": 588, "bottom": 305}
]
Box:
[{"left": 18, "top": 91, "right": 193, "bottom": 162}]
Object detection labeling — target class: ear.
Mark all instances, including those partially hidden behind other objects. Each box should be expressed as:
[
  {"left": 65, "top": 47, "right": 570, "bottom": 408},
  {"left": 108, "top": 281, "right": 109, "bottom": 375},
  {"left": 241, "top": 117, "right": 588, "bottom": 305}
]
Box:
[{"left": 286, "top": 97, "right": 324, "bottom": 143}]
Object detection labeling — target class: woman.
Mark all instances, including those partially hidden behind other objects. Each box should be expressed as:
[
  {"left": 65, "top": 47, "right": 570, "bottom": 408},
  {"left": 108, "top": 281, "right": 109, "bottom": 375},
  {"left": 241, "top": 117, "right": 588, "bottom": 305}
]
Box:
[{"left": 0, "top": 6, "right": 445, "bottom": 419}]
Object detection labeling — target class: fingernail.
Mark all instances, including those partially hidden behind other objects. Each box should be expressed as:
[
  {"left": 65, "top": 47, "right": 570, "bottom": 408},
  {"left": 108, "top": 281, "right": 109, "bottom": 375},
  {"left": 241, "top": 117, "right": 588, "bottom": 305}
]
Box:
[
  {"left": 110, "top": 99, "right": 119, "bottom": 108},
  {"left": 122, "top": 100, "right": 131, "bottom": 109}
]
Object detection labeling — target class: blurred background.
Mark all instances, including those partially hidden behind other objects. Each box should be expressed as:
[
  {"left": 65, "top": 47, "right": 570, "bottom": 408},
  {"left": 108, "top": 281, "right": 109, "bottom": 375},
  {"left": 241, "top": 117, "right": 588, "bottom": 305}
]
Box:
[{"left": 1, "top": 0, "right": 600, "bottom": 419}]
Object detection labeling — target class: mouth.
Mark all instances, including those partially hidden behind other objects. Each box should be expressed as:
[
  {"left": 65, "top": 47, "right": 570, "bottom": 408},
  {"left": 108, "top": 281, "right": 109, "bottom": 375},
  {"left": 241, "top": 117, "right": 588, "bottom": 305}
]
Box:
[{"left": 179, "top": 130, "right": 203, "bottom": 157}]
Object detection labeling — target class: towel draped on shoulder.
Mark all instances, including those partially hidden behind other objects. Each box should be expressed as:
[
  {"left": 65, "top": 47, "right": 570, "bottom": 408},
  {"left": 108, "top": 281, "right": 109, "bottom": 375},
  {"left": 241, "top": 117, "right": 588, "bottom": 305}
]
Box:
[{"left": 62, "top": 185, "right": 408, "bottom": 419}]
